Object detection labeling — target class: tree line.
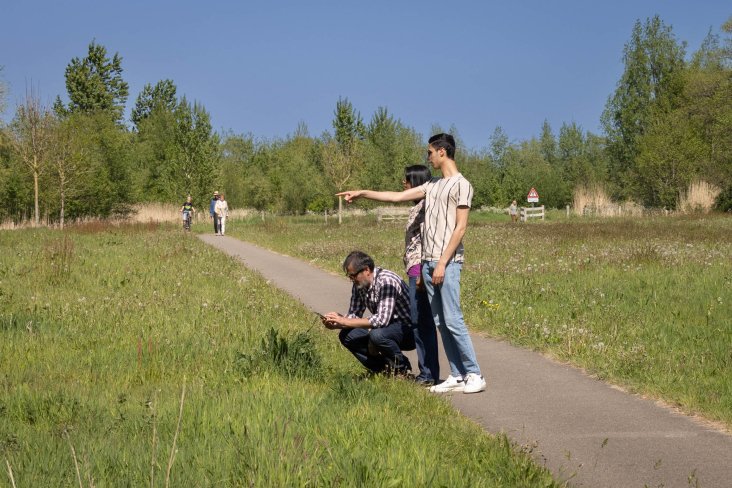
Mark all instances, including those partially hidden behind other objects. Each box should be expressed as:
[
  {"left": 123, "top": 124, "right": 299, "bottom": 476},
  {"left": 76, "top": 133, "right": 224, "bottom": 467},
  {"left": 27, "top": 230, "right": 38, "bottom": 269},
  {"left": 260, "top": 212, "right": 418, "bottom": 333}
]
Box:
[{"left": 0, "top": 14, "right": 731, "bottom": 226}]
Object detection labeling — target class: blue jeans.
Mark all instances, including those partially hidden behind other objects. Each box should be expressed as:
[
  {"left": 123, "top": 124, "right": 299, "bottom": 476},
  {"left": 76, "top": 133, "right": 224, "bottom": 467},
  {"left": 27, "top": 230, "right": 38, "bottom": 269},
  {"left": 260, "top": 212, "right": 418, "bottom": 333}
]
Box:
[
  {"left": 339, "top": 322, "right": 415, "bottom": 374},
  {"left": 422, "top": 261, "right": 481, "bottom": 377},
  {"left": 409, "top": 276, "right": 439, "bottom": 382}
]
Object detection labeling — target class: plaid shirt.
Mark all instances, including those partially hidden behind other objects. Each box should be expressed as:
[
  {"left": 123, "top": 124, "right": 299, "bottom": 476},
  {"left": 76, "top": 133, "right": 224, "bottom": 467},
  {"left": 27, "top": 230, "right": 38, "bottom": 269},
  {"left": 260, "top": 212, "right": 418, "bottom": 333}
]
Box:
[{"left": 345, "top": 267, "right": 411, "bottom": 328}]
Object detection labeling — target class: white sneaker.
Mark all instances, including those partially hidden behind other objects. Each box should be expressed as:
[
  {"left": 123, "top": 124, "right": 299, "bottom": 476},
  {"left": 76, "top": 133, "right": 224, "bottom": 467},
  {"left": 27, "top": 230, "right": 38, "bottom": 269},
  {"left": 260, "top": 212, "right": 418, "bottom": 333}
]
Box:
[
  {"left": 463, "top": 373, "right": 486, "bottom": 394},
  {"left": 429, "top": 375, "right": 465, "bottom": 393}
]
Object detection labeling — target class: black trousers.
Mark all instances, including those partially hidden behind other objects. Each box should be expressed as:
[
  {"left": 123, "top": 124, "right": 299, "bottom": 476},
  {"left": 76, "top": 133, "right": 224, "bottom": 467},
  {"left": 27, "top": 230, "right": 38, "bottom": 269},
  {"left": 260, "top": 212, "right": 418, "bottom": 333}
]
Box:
[
  {"left": 339, "top": 322, "right": 415, "bottom": 373},
  {"left": 212, "top": 214, "right": 218, "bottom": 234}
]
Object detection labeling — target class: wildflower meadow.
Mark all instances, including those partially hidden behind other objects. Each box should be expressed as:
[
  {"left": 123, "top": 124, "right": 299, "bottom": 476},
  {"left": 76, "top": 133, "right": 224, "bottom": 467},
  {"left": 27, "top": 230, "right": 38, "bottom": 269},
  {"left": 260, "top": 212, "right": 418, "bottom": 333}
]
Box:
[{"left": 222, "top": 212, "right": 732, "bottom": 428}]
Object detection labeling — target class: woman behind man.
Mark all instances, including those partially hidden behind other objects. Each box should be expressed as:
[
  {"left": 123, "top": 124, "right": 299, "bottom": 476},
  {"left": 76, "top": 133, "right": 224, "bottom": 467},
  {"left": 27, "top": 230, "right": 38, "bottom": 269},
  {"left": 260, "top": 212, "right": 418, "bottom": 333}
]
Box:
[
  {"left": 403, "top": 165, "right": 439, "bottom": 385},
  {"left": 215, "top": 193, "right": 228, "bottom": 236}
]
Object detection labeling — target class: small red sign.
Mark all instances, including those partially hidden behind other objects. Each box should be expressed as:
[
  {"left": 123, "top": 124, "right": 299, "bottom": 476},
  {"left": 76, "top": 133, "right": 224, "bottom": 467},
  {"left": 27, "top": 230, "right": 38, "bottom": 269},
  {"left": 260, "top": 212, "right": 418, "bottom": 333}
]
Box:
[{"left": 528, "top": 188, "right": 538, "bottom": 198}]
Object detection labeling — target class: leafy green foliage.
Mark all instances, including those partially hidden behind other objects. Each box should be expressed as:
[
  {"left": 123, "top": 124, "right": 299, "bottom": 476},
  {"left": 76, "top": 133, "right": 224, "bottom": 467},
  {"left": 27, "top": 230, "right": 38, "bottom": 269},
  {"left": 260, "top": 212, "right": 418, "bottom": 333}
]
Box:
[
  {"left": 601, "top": 16, "right": 687, "bottom": 195},
  {"left": 130, "top": 79, "right": 177, "bottom": 129},
  {"left": 332, "top": 96, "right": 365, "bottom": 150},
  {"left": 0, "top": 65, "right": 9, "bottom": 117},
  {"left": 167, "top": 96, "right": 220, "bottom": 205},
  {"left": 4, "top": 16, "right": 732, "bottom": 223},
  {"left": 54, "top": 40, "right": 129, "bottom": 123}
]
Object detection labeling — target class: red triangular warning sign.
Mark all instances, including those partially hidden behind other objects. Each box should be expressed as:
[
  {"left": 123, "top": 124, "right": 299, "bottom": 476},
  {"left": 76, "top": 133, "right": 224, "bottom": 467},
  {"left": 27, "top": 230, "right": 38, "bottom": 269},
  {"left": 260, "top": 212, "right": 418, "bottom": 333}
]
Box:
[{"left": 528, "top": 188, "right": 538, "bottom": 198}]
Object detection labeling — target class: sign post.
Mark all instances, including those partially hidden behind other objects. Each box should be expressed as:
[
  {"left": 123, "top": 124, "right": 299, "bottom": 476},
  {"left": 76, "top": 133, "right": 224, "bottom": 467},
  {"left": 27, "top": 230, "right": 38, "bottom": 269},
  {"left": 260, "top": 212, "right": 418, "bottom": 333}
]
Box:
[{"left": 521, "top": 188, "right": 544, "bottom": 222}]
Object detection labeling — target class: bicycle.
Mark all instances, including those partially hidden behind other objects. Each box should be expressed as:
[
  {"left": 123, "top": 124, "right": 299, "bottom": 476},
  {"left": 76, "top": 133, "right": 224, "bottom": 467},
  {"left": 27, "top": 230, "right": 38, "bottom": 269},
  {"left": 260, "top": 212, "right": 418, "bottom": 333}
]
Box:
[{"left": 182, "top": 209, "right": 194, "bottom": 231}]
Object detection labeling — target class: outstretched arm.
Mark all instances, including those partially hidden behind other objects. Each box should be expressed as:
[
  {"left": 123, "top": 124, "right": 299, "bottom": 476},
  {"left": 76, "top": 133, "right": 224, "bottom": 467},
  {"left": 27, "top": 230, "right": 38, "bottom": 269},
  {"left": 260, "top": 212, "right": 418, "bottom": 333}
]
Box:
[{"left": 336, "top": 187, "right": 424, "bottom": 204}]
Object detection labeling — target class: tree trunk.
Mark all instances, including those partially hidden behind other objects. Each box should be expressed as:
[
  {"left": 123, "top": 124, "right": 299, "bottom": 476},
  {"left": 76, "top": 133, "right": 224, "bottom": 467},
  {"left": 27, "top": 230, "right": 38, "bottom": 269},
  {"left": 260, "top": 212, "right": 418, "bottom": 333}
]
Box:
[
  {"left": 60, "top": 196, "right": 65, "bottom": 230},
  {"left": 33, "top": 164, "right": 39, "bottom": 228},
  {"left": 338, "top": 196, "right": 342, "bottom": 224}
]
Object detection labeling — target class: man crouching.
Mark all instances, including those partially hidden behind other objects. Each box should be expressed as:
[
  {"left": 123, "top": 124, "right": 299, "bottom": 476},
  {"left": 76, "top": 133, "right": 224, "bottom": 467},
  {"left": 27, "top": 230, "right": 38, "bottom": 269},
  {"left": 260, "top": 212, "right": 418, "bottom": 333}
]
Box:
[{"left": 322, "top": 251, "right": 415, "bottom": 375}]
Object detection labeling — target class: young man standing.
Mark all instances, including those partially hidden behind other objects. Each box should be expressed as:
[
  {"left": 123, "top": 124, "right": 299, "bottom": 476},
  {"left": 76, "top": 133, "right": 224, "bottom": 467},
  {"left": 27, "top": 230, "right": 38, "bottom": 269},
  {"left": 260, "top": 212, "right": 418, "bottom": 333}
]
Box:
[{"left": 337, "top": 133, "right": 485, "bottom": 393}]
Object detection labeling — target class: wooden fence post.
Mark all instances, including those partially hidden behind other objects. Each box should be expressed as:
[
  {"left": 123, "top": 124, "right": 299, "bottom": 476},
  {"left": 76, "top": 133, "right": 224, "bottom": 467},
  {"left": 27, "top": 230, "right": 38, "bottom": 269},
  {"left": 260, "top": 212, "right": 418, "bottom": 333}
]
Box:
[
  {"left": 377, "top": 207, "right": 382, "bottom": 222},
  {"left": 566, "top": 205, "right": 569, "bottom": 218}
]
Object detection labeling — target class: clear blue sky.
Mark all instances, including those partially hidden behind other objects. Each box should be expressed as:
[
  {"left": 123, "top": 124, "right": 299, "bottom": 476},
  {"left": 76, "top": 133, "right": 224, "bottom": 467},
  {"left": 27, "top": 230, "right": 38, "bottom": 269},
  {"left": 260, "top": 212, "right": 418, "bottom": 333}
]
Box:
[{"left": 2, "top": 1, "right": 730, "bottom": 149}]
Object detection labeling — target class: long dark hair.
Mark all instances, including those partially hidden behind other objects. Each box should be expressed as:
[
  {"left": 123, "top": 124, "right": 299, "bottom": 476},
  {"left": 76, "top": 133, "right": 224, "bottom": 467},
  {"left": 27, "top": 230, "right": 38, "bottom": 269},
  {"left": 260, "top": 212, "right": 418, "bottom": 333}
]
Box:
[{"left": 404, "top": 165, "right": 432, "bottom": 189}]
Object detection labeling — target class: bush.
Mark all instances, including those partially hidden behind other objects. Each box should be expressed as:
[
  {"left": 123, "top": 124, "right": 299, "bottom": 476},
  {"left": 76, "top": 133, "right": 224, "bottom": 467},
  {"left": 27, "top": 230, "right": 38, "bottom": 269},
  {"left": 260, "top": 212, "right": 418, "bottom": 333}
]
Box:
[
  {"left": 236, "top": 327, "right": 321, "bottom": 378},
  {"left": 307, "top": 197, "right": 335, "bottom": 212},
  {"left": 714, "top": 184, "right": 732, "bottom": 212}
]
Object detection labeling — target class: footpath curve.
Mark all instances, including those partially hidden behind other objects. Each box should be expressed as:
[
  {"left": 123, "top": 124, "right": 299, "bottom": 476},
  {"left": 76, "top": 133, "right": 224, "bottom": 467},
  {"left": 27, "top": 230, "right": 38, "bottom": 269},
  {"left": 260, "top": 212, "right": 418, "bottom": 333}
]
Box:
[{"left": 198, "top": 234, "right": 732, "bottom": 488}]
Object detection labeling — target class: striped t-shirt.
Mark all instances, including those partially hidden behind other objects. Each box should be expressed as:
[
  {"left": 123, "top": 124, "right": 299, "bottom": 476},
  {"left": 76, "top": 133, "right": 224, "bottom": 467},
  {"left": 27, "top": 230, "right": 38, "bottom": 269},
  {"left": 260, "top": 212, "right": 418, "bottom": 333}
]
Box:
[{"left": 418, "top": 174, "right": 473, "bottom": 263}]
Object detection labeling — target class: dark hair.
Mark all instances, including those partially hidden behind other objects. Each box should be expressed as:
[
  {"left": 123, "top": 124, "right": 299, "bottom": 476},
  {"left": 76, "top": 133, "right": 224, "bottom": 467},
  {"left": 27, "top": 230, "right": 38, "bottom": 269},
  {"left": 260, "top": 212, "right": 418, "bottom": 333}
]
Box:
[
  {"left": 404, "top": 165, "right": 432, "bottom": 189},
  {"left": 428, "top": 133, "right": 456, "bottom": 160},
  {"left": 342, "top": 251, "right": 374, "bottom": 274}
]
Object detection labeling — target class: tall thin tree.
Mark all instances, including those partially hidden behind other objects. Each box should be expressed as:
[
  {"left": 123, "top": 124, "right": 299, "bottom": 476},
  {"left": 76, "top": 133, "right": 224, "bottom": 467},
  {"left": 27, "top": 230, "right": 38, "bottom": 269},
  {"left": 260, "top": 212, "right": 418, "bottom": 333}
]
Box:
[
  {"left": 10, "top": 84, "right": 53, "bottom": 227},
  {"left": 52, "top": 116, "right": 89, "bottom": 229}
]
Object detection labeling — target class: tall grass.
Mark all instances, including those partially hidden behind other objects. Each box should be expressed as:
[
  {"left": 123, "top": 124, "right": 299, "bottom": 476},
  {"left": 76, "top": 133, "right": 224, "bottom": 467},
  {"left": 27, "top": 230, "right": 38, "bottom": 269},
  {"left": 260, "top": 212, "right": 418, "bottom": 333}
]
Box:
[
  {"left": 677, "top": 180, "right": 721, "bottom": 214},
  {"left": 0, "top": 224, "right": 560, "bottom": 486},
  {"left": 572, "top": 183, "right": 618, "bottom": 216},
  {"left": 222, "top": 214, "right": 732, "bottom": 429},
  {"left": 0, "top": 204, "right": 254, "bottom": 230}
]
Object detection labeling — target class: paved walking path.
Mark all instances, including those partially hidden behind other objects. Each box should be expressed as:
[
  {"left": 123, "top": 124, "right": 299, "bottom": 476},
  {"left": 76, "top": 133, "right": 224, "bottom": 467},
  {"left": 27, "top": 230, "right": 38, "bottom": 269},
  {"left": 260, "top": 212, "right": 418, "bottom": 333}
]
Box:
[{"left": 199, "top": 234, "right": 732, "bottom": 488}]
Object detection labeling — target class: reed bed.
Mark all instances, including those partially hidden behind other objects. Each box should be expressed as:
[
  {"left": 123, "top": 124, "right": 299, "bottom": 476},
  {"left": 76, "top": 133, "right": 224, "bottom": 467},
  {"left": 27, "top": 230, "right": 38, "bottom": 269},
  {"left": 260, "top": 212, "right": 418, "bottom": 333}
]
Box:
[{"left": 677, "top": 180, "right": 722, "bottom": 214}]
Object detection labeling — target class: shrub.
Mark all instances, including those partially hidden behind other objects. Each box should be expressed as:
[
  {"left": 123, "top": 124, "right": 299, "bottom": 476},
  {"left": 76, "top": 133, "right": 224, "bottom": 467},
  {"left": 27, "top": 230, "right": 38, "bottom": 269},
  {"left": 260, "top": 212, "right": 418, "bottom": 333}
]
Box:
[
  {"left": 713, "top": 183, "right": 732, "bottom": 212},
  {"left": 236, "top": 327, "right": 321, "bottom": 378}
]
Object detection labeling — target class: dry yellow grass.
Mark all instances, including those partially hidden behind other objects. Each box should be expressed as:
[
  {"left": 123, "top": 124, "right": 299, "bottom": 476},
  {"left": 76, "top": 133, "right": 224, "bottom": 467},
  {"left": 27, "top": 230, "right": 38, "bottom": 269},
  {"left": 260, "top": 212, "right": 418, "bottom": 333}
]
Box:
[
  {"left": 0, "top": 203, "right": 255, "bottom": 230},
  {"left": 127, "top": 203, "right": 253, "bottom": 223},
  {"left": 572, "top": 183, "right": 620, "bottom": 216},
  {"left": 677, "top": 180, "right": 721, "bottom": 214}
]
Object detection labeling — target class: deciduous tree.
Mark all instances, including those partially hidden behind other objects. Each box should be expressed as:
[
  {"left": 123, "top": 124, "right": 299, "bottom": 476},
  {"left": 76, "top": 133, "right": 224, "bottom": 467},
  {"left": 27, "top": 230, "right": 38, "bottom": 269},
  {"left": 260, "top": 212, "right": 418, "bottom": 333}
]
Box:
[
  {"left": 54, "top": 40, "right": 129, "bottom": 123},
  {"left": 167, "top": 96, "right": 220, "bottom": 206},
  {"left": 601, "top": 15, "right": 686, "bottom": 195},
  {"left": 131, "top": 79, "right": 177, "bottom": 129},
  {"left": 52, "top": 116, "right": 91, "bottom": 228},
  {"left": 9, "top": 84, "right": 53, "bottom": 227},
  {"left": 0, "top": 65, "right": 9, "bottom": 118},
  {"left": 332, "top": 96, "right": 364, "bottom": 151}
]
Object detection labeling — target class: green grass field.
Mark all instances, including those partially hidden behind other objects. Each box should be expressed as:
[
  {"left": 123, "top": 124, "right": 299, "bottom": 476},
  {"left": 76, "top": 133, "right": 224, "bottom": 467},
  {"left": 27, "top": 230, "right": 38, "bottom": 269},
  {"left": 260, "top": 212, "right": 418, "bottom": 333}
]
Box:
[
  {"left": 0, "top": 223, "right": 561, "bottom": 487},
  {"left": 219, "top": 213, "right": 732, "bottom": 428}
]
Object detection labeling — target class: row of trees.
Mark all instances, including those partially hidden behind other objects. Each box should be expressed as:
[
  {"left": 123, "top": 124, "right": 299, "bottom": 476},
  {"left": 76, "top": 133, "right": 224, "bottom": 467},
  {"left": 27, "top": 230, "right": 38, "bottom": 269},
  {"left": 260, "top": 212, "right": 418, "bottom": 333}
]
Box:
[
  {"left": 0, "top": 42, "right": 219, "bottom": 226},
  {"left": 602, "top": 14, "right": 732, "bottom": 209},
  {"left": 1, "top": 14, "right": 731, "bottom": 225}
]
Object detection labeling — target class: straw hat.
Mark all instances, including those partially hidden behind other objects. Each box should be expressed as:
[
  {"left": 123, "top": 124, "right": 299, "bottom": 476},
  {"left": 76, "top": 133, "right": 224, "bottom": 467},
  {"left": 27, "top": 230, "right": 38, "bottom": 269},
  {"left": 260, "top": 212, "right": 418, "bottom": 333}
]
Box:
[{"left": 213, "top": 191, "right": 219, "bottom": 196}]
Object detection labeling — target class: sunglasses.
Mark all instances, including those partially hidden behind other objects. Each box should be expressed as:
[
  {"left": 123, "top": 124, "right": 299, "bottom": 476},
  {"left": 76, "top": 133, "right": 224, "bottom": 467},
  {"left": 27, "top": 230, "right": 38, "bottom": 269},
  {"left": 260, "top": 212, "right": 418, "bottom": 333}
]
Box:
[{"left": 346, "top": 268, "right": 365, "bottom": 280}]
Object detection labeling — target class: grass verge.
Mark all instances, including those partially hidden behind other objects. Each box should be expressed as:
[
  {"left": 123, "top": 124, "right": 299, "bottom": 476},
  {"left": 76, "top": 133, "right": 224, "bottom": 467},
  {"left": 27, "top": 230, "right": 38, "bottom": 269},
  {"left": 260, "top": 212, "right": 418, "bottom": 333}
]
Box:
[{"left": 0, "top": 223, "right": 561, "bottom": 486}]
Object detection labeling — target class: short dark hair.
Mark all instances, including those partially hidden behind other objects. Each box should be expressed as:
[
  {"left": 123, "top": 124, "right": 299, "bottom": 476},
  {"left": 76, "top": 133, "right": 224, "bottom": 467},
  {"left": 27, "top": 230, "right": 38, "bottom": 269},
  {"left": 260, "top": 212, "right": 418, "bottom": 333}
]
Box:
[
  {"left": 404, "top": 165, "right": 432, "bottom": 189},
  {"left": 343, "top": 251, "right": 374, "bottom": 274},
  {"left": 428, "top": 133, "right": 456, "bottom": 160}
]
